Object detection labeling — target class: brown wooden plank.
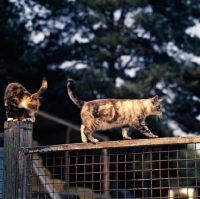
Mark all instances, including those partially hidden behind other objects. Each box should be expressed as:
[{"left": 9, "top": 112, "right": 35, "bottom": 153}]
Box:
[{"left": 26, "top": 136, "right": 200, "bottom": 153}]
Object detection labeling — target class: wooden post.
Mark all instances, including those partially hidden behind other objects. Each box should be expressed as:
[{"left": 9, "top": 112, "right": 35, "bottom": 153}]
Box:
[
  {"left": 102, "top": 149, "right": 110, "bottom": 198},
  {"left": 2, "top": 121, "right": 33, "bottom": 199}
]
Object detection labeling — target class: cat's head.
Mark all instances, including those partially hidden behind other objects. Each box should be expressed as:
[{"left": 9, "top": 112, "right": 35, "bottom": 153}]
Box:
[
  {"left": 149, "top": 95, "right": 163, "bottom": 119},
  {"left": 26, "top": 93, "right": 41, "bottom": 111}
]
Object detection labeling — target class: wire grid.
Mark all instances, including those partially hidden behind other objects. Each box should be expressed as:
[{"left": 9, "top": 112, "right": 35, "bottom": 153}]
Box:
[
  {"left": 0, "top": 147, "right": 4, "bottom": 198},
  {"left": 26, "top": 143, "right": 200, "bottom": 199}
]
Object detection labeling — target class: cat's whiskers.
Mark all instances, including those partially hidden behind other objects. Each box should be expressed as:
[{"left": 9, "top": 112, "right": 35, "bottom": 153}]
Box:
[{"left": 158, "top": 114, "right": 163, "bottom": 121}]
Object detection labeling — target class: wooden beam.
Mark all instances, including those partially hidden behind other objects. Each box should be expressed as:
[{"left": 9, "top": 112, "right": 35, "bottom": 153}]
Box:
[{"left": 25, "top": 136, "right": 200, "bottom": 153}]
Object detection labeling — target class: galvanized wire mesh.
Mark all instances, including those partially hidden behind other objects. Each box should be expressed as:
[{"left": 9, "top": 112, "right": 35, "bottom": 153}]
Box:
[
  {"left": 22, "top": 140, "right": 200, "bottom": 199},
  {"left": 0, "top": 147, "right": 4, "bottom": 198}
]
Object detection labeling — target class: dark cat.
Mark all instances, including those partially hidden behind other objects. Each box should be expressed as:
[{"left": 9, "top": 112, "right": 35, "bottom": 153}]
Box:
[
  {"left": 4, "top": 78, "right": 47, "bottom": 122},
  {"left": 67, "top": 79, "right": 163, "bottom": 144}
]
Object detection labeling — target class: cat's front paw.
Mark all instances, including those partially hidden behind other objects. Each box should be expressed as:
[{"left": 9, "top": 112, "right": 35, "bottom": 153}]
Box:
[
  {"left": 25, "top": 118, "right": 35, "bottom": 122},
  {"left": 123, "top": 136, "right": 132, "bottom": 140},
  {"left": 148, "top": 132, "right": 158, "bottom": 138},
  {"left": 150, "top": 134, "right": 158, "bottom": 138},
  {"left": 7, "top": 118, "right": 14, "bottom": 121}
]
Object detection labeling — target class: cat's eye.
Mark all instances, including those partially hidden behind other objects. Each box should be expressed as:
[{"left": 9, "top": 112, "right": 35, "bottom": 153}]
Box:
[{"left": 30, "top": 96, "right": 37, "bottom": 100}]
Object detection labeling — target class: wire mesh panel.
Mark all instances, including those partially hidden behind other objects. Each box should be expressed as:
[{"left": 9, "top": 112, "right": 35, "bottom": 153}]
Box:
[
  {"left": 0, "top": 134, "right": 4, "bottom": 198},
  {"left": 20, "top": 138, "right": 200, "bottom": 199},
  {"left": 0, "top": 147, "right": 4, "bottom": 198},
  {"left": 29, "top": 150, "right": 109, "bottom": 199}
]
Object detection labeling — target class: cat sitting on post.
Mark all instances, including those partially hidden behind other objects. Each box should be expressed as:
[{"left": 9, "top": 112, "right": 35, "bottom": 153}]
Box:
[
  {"left": 67, "top": 78, "right": 163, "bottom": 144},
  {"left": 4, "top": 77, "right": 47, "bottom": 122}
]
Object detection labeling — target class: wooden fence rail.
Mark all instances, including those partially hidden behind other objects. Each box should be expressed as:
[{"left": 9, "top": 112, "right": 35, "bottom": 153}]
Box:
[{"left": 2, "top": 121, "right": 200, "bottom": 199}]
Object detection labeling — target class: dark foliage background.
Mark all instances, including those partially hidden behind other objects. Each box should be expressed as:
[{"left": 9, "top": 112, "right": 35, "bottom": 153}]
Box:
[
  {"left": 1, "top": 0, "right": 200, "bottom": 197},
  {"left": 1, "top": 0, "right": 200, "bottom": 137}
]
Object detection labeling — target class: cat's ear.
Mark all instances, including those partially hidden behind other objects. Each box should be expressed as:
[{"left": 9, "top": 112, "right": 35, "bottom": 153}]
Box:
[
  {"left": 30, "top": 93, "right": 38, "bottom": 100},
  {"left": 152, "top": 95, "right": 158, "bottom": 104}
]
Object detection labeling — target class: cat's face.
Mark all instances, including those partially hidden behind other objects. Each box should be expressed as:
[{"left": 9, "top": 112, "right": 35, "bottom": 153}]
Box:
[
  {"left": 26, "top": 93, "right": 40, "bottom": 111},
  {"left": 150, "top": 96, "right": 163, "bottom": 118}
]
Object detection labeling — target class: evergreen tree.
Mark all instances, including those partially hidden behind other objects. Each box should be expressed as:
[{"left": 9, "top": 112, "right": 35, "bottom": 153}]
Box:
[
  {"left": 1, "top": 1, "right": 200, "bottom": 197},
  {"left": 28, "top": 0, "right": 200, "bottom": 136},
  {"left": 1, "top": 0, "right": 200, "bottom": 135}
]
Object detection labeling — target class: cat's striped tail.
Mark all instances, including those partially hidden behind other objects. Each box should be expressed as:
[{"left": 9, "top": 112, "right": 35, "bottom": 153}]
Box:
[
  {"left": 67, "top": 79, "right": 85, "bottom": 109},
  {"left": 37, "top": 77, "right": 48, "bottom": 97}
]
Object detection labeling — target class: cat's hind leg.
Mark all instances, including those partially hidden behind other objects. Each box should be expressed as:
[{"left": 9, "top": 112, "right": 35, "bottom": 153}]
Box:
[
  {"left": 81, "top": 112, "right": 99, "bottom": 144},
  {"left": 122, "top": 126, "right": 132, "bottom": 140},
  {"left": 86, "top": 134, "right": 99, "bottom": 144},
  {"left": 81, "top": 124, "right": 99, "bottom": 144},
  {"left": 5, "top": 106, "right": 15, "bottom": 121},
  {"left": 81, "top": 124, "right": 98, "bottom": 144},
  {"left": 80, "top": 124, "right": 87, "bottom": 143}
]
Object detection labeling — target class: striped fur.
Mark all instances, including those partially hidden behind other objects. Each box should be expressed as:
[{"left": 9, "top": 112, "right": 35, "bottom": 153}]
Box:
[{"left": 67, "top": 79, "right": 163, "bottom": 143}]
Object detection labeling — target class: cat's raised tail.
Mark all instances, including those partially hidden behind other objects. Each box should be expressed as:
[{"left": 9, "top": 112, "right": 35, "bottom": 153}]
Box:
[
  {"left": 67, "top": 79, "right": 85, "bottom": 108},
  {"left": 36, "top": 77, "right": 48, "bottom": 97}
]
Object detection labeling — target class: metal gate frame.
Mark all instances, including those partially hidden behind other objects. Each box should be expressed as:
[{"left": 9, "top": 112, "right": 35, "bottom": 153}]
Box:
[{"left": 18, "top": 136, "right": 200, "bottom": 199}]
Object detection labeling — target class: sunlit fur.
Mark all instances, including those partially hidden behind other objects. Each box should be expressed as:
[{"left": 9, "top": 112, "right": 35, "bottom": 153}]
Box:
[
  {"left": 67, "top": 79, "right": 163, "bottom": 144},
  {"left": 4, "top": 78, "right": 47, "bottom": 122},
  {"left": 24, "top": 93, "right": 40, "bottom": 111}
]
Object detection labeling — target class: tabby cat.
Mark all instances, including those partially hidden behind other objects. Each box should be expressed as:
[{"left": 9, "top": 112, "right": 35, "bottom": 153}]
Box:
[
  {"left": 4, "top": 77, "right": 47, "bottom": 122},
  {"left": 67, "top": 79, "right": 163, "bottom": 144}
]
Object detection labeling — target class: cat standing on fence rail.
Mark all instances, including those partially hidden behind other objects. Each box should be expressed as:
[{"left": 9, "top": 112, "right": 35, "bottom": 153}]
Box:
[
  {"left": 67, "top": 78, "right": 163, "bottom": 144},
  {"left": 4, "top": 77, "right": 47, "bottom": 122}
]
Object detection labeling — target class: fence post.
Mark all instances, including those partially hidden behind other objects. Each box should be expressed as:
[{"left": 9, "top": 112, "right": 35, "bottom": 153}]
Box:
[{"left": 2, "top": 121, "right": 33, "bottom": 199}]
